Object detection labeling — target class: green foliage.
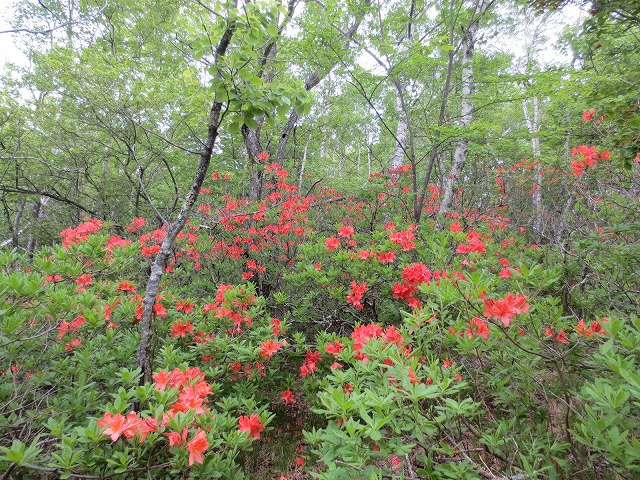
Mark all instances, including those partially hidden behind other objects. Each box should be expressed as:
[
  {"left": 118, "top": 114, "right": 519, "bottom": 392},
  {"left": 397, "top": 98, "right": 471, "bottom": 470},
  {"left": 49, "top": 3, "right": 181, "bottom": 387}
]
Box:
[{"left": 574, "top": 316, "right": 640, "bottom": 472}]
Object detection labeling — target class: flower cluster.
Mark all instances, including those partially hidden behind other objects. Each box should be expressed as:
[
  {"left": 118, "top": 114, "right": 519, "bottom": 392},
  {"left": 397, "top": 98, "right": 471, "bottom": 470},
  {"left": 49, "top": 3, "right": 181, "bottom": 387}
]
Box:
[
  {"left": 582, "top": 109, "right": 596, "bottom": 122},
  {"left": 325, "top": 237, "right": 340, "bottom": 251},
  {"left": 456, "top": 230, "right": 487, "bottom": 254},
  {"left": 570, "top": 145, "right": 610, "bottom": 176},
  {"left": 60, "top": 219, "right": 103, "bottom": 248},
  {"left": 338, "top": 225, "right": 355, "bottom": 238},
  {"left": 392, "top": 262, "right": 432, "bottom": 308},
  {"left": 57, "top": 315, "right": 86, "bottom": 338},
  {"left": 483, "top": 293, "right": 530, "bottom": 327},
  {"left": 96, "top": 368, "right": 224, "bottom": 466},
  {"left": 238, "top": 414, "right": 265, "bottom": 439},
  {"left": 466, "top": 317, "right": 491, "bottom": 339},
  {"left": 351, "top": 323, "right": 383, "bottom": 352},
  {"left": 97, "top": 411, "right": 157, "bottom": 443},
  {"left": 300, "top": 349, "right": 321, "bottom": 376},
  {"left": 202, "top": 284, "right": 256, "bottom": 333},
  {"left": 259, "top": 338, "right": 286, "bottom": 359},
  {"left": 388, "top": 224, "right": 416, "bottom": 251},
  {"left": 126, "top": 217, "right": 146, "bottom": 232},
  {"left": 153, "top": 367, "right": 211, "bottom": 415},
  {"left": 346, "top": 281, "right": 367, "bottom": 310}
]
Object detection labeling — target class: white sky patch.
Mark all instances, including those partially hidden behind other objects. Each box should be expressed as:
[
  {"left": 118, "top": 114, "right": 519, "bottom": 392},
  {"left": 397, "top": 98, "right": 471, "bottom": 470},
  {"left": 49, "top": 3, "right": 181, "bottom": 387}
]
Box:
[
  {"left": 481, "top": 4, "right": 586, "bottom": 71},
  {"left": 0, "top": 1, "right": 28, "bottom": 68}
]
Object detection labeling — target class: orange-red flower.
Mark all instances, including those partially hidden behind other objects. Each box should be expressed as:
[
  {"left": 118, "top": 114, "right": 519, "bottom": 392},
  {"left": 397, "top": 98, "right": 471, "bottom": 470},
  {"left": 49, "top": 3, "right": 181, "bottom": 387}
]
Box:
[
  {"left": 575, "top": 319, "right": 593, "bottom": 337},
  {"left": 97, "top": 411, "right": 142, "bottom": 442},
  {"left": 325, "top": 340, "right": 344, "bottom": 355},
  {"left": 116, "top": 281, "right": 137, "bottom": 293},
  {"left": 238, "top": 414, "right": 265, "bottom": 439},
  {"left": 466, "top": 317, "right": 490, "bottom": 339},
  {"left": 281, "top": 389, "right": 295, "bottom": 405},
  {"left": 171, "top": 321, "right": 194, "bottom": 338},
  {"left": 556, "top": 329, "right": 569, "bottom": 344},
  {"left": 346, "top": 281, "right": 367, "bottom": 310},
  {"left": 338, "top": 225, "right": 355, "bottom": 238},
  {"left": 260, "top": 339, "right": 282, "bottom": 359},
  {"left": 483, "top": 293, "right": 530, "bottom": 327},
  {"left": 325, "top": 237, "right": 340, "bottom": 251},
  {"left": 187, "top": 428, "right": 209, "bottom": 466},
  {"left": 176, "top": 300, "right": 195, "bottom": 314}
]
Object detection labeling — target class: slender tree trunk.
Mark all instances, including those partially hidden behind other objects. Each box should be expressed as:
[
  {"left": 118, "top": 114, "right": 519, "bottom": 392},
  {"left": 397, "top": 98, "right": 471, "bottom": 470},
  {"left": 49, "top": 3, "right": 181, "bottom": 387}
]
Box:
[
  {"left": 137, "top": 17, "right": 236, "bottom": 384},
  {"left": 244, "top": 126, "right": 265, "bottom": 202},
  {"left": 413, "top": 10, "right": 457, "bottom": 225},
  {"left": 298, "top": 133, "right": 311, "bottom": 190},
  {"left": 320, "top": 125, "right": 326, "bottom": 160},
  {"left": 11, "top": 198, "right": 26, "bottom": 248},
  {"left": 246, "top": 0, "right": 370, "bottom": 191},
  {"left": 388, "top": 91, "right": 408, "bottom": 171},
  {"left": 438, "top": 22, "right": 477, "bottom": 217},
  {"left": 276, "top": 111, "right": 298, "bottom": 164},
  {"left": 26, "top": 197, "right": 47, "bottom": 256},
  {"left": 437, "top": 0, "right": 491, "bottom": 220},
  {"left": 523, "top": 97, "right": 544, "bottom": 238}
]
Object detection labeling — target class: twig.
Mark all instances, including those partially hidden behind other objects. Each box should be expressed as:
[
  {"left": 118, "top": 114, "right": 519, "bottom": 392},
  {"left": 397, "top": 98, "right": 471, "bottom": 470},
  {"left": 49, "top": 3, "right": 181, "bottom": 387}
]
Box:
[{"left": 404, "top": 453, "right": 416, "bottom": 478}]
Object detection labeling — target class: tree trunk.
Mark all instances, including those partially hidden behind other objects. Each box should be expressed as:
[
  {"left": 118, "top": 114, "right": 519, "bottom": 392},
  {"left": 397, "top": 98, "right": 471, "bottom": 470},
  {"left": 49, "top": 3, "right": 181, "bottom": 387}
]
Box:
[
  {"left": 244, "top": 126, "right": 265, "bottom": 202},
  {"left": 11, "top": 198, "right": 26, "bottom": 248},
  {"left": 298, "top": 133, "right": 311, "bottom": 190},
  {"left": 137, "top": 16, "right": 236, "bottom": 385},
  {"left": 523, "top": 96, "right": 544, "bottom": 238},
  {"left": 438, "top": 17, "right": 477, "bottom": 217},
  {"left": 26, "top": 197, "right": 47, "bottom": 256},
  {"left": 413, "top": 9, "right": 457, "bottom": 225},
  {"left": 388, "top": 92, "right": 408, "bottom": 171},
  {"left": 245, "top": 0, "right": 370, "bottom": 191}
]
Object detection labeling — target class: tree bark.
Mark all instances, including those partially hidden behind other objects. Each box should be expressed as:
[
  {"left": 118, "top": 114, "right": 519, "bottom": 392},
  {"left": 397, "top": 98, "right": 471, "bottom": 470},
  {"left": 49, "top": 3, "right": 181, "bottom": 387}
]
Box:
[
  {"left": 137, "top": 13, "right": 236, "bottom": 384},
  {"left": 413, "top": 2, "right": 458, "bottom": 225},
  {"left": 438, "top": 11, "right": 479, "bottom": 217},
  {"left": 523, "top": 96, "right": 544, "bottom": 238},
  {"left": 298, "top": 133, "right": 311, "bottom": 190},
  {"left": 388, "top": 90, "right": 409, "bottom": 171},
  {"left": 244, "top": 125, "right": 265, "bottom": 202},
  {"left": 26, "top": 197, "right": 47, "bottom": 256},
  {"left": 437, "top": 0, "right": 492, "bottom": 220},
  {"left": 12, "top": 198, "right": 25, "bottom": 248}
]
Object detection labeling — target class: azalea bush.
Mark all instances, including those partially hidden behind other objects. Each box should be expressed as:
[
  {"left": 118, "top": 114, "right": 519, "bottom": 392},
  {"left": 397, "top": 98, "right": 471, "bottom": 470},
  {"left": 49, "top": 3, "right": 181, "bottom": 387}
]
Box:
[{"left": 1, "top": 148, "right": 639, "bottom": 479}]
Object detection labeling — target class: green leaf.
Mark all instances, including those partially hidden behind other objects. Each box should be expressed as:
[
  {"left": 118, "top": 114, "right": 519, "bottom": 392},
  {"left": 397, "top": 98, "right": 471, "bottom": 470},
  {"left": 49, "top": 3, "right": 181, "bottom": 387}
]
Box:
[
  {"left": 243, "top": 113, "right": 259, "bottom": 130},
  {"left": 267, "top": 24, "right": 278, "bottom": 37}
]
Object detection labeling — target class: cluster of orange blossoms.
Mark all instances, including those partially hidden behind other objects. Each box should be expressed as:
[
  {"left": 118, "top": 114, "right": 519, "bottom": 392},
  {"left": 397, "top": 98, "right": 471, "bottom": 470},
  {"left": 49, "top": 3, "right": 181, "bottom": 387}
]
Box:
[
  {"left": 483, "top": 293, "right": 530, "bottom": 327},
  {"left": 97, "top": 367, "right": 265, "bottom": 466},
  {"left": 570, "top": 145, "right": 610, "bottom": 176}
]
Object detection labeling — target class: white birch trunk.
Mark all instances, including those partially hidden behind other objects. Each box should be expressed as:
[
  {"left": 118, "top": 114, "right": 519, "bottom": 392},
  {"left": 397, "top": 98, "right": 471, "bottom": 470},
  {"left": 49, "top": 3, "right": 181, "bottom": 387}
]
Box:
[
  {"left": 389, "top": 93, "right": 408, "bottom": 171},
  {"left": 523, "top": 97, "right": 543, "bottom": 236},
  {"left": 438, "top": 22, "right": 476, "bottom": 216},
  {"left": 298, "top": 133, "right": 311, "bottom": 190}
]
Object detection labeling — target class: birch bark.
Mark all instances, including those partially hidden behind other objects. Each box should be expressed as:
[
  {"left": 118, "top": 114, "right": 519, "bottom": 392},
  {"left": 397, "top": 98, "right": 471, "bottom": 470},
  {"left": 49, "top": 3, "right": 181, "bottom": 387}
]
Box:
[{"left": 437, "top": 0, "right": 491, "bottom": 218}]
